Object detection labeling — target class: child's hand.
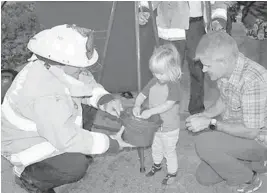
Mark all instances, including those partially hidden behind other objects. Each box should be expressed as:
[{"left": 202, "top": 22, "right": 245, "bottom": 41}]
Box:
[
  {"left": 255, "top": 129, "right": 267, "bottom": 147},
  {"left": 133, "top": 106, "right": 141, "bottom": 117},
  {"left": 140, "top": 109, "right": 152, "bottom": 119}
]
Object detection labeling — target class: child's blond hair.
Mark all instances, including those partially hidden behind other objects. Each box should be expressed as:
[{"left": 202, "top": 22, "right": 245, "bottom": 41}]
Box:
[{"left": 149, "top": 44, "right": 182, "bottom": 82}]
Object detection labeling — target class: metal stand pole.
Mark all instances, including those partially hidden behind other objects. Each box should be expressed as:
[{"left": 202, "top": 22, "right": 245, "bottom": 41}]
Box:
[
  {"left": 135, "top": 1, "right": 141, "bottom": 92},
  {"left": 97, "top": 1, "right": 117, "bottom": 83},
  {"left": 135, "top": 1, "right": 146, "bottom": 173},
  {"left": 137, "top": 146, "right": 145, "bottom": 173}
]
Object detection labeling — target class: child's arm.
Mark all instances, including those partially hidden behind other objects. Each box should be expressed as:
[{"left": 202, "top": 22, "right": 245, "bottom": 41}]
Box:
[
  {"left": 148, "top": 81, "right": 181, "bottom": 116},
  {"left": 134, "top": 77, "right": 157, "bottom": 108},
  {"left": 134, "top": 93, "right": 147, "bottom": 108},
  {"left": 148, "top": 100, "right": 176, "bottom": 115},
  {"left": 140, "top": 81, "right": 181, "bottom": 119},
  {"left": 134, "top": 77, "right": 157, "bottom": 117},
  {"left": 133, "top": 93, "right": 147, "bottom": 117}
]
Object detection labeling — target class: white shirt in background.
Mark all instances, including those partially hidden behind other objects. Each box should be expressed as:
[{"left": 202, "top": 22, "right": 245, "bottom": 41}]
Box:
[
  {"left": 159, "top": 1, "right": 203, "bottom": 41},
  {"left": 141, "top": 1, "right": 204, "bottom": 41},
  {"left": 188, "top": 1, "right": 203, "bottom": 17}
]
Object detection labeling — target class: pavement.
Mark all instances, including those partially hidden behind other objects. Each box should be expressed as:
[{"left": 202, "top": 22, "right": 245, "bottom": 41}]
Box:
[{"left": 1, "top": 23, "right": 267, "bottom": 193}]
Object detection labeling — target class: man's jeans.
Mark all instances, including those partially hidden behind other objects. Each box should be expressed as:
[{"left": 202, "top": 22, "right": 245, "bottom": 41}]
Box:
[
  {"left": 195, "top": 131, "right": 267, "bottom": 186},
  {"left": 159, "top": 18, "right": 206, "bottom": 115}
]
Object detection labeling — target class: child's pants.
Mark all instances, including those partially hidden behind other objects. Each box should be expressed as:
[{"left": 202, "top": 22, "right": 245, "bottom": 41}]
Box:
[{"left": 152, "top": 129, "right": 180, "bottom": 174}]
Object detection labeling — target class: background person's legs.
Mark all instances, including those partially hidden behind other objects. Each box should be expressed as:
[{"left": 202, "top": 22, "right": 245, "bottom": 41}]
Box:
[
  {"left": 158, "top": 38, "right": 186, "bottom": 67},
  {"left": 195, "top": 131, "right": 267, "bottom": 186},
  {"left": 19, "top": 153, "right": 92, "bottom": 191},
  {"left": 186, "top": 19, "right": 206, "bottom": 115},
  {"left": 187, "top": 59, "right": 205, "bottom": 115}
]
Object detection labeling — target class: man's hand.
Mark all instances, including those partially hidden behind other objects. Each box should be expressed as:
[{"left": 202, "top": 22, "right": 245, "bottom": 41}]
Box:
[
  {"left": 185, "top": 113, "right": 204, "bottom": 123},
  {"left": 255, "top": 129, "right": 267, "bottom": 147},
  {"left": 186, "top": 115, "right": 211, "bottom": 133},
  {"left": 110, "top": 126, "right": 135, "bottom": 149},
  {"left": 102, "top": 99, "right": 123, "bottom": 118},
  {"left": 139, "top": 12, "right": 150, "bottom": 25},
  {"left": 211, "top": 20, "right": 225, "bottom": 31},
  {"left": 140, "top": 109, "right": 153, "bottom": 119}
]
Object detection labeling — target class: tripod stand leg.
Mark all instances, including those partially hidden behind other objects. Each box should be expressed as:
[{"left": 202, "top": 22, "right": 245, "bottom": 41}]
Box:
[
  {"left": 148, "top": 1, "right": 159, "bottom": 47},
  {"left": 137, "top": 147, "right": 145, "bottom": 173},
  {"left": 135, "top": 1, "right": 141, "bottom": 92},
  {"left": 97, "top": 1, "right": 117, "bottom": 83}
]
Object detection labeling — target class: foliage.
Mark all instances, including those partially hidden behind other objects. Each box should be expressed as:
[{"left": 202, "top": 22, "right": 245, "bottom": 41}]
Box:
[
  {"left": 228, "top": 2, "right": 241, "bottom": 23},
  {"left": 1, "top": 2, "right": 42, "bottom": 69}
]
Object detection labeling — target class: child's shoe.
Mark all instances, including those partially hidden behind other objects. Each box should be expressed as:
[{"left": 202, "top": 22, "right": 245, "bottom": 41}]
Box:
[
  {"left": 162, "top": 173, "right": 177, "bottom": 185},
  {"left": 145, "top": 163, "right": 162, "bottom": 177}
]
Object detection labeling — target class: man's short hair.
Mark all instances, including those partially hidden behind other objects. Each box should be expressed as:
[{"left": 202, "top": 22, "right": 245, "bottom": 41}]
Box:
[{"left": 195, "top": 31, "right": 239, "bottom": 64}]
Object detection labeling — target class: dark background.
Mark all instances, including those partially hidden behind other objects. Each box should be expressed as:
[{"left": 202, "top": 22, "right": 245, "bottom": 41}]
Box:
[{"left": 36, "top": 1, "right": 156, "bottom": 93}]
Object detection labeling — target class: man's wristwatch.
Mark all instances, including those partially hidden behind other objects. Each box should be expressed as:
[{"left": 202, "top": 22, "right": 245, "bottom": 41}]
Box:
[{"left": 209, "top": 119, "right": 217, "bottom": 130}]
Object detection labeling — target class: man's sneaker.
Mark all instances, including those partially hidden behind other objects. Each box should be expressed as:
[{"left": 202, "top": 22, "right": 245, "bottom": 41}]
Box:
[
  {"left": 236, "top": 173, "right": 263, "bottom": 193},
  {"left": 145, "top": 164, "right": 162, "bottom": 177},
  {"left": 162, "top": 173, "right": 177, "bottom": 185}
]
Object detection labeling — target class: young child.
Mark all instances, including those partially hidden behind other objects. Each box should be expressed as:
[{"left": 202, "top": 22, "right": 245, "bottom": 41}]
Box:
[{"left": 133, "top": 44, "right": 182, "bottom": 185}]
